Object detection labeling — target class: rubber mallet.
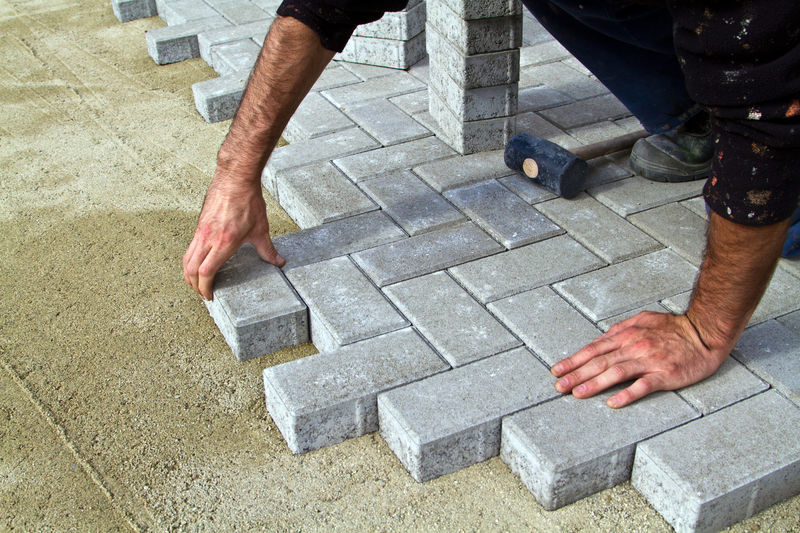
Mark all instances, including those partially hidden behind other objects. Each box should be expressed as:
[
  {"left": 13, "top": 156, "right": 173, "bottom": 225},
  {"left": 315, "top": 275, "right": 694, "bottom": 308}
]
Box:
[{"left": 504, "top": 130, "right": 649, "bottom": 199}]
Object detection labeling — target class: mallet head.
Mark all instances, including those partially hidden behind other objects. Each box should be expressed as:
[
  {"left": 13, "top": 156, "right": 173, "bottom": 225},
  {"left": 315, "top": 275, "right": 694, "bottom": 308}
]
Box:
[{"left": 504, "top": 132, "right": 589, "bottom": 199}]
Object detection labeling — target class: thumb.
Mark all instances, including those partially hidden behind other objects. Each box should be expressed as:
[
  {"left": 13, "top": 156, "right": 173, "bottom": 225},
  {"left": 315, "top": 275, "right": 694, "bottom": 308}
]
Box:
[{"left": 251, "top": 231, "right": 286, "bottom": 268}]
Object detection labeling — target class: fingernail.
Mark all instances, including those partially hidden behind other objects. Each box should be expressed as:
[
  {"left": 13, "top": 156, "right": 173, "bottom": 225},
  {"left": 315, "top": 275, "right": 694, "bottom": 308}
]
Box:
[
  {"left": 574, "top": 384, "right": 586, "bottom": 395},
  {"left": 556, "top": 378, "right": 567, "bottom": 389},
  {"left": 608, "top": 396, "right": 620, "bottom": 408},
  {"left": 552, "top": 363, "right": 562, "bottom": 374}
]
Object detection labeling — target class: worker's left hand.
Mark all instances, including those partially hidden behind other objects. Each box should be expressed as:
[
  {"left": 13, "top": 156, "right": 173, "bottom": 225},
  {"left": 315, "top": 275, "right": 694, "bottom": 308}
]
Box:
[{"left": 551, "top": 311, "right": 729, "bottom": 408}]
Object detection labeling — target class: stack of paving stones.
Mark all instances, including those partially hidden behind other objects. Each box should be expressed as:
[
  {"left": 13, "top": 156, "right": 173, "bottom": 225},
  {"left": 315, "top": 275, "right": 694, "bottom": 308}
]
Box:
[
  {"left": 425, "top": 0, "right": 521, "bottom": 154},
  {"left": 113, "top": 2, "right": 800, "bottom": 531}
]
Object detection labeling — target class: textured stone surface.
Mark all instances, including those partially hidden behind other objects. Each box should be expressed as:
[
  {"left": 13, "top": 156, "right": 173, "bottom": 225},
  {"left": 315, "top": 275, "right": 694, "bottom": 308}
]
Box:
[
  {"left": 112, "top": 0, "right": 157, "bottom": 22},
  {"left": 197, "top": 19, "right": 273, "bottom": 63},
  {"left": 426, "top": 1, "right": 522, "bottom": 55},
  {"left": 146, "top": 17, "right": 231, "bottom": 65},
  {"left": 589, "top": 176, "right": 706, "bottom": 217},
  {"left": 342, "top": 98, "right": 431, "bottom": 146},
  {"left": 427, "top": 27, "right": 520, "bottom": 90},
  {"left": 264, "top": 328, "right": 449, "bottom": 454},
  {"left": 378, "top": 348, "right": 558, "bottom": 482},
  {"left": 633, "top": 391, "right": 800, "bottom": 533},
  {"left": 333, "top": 136, "right": 456, "bottom": 182},
  {"left": 352, "top": 222, "right": 504, "bottom": 287},
  {"left": 204, "top": 245, "right": 308, "bottom": 362},
  {"left": 440, "top": 0, "right": 521, "bottom": 20},
  {"left": 502, "top": 389, "right": 698, "bottom": 510},
  {"left": 192, "top": 72, "right": 247, "bottom": 123},
  {"left": 383, "top": 272, "right": 521, "bottom": 367},
  {"left": 629, "top": 203, "right": 708, "bottom": 267},
  {"left": 676, "top": 357, "right": 768, "bottom": 415},
  {"left": 429, "top": 88, "right": 516, "bottom": 154},
  {"left": 353, "top": 1, "right": 426, "bottom": 40},
  {"left": 337, "top": 32, "right": 427, "bottom": 70},
  {"left": 733, "top": 320, "right": 800, "bottom": 407},
  {"left": 322, "top": 72, "right": 426, "bottom": 107},
  {"left": 428, "top": 63, "right": 518, "bottom": 121},
  {"left": 414, "top": 149, "right": 511, "bottom": 192},
  {"left": 281, "top": 92, "right": 355, "bottom": 144},
  {"left": 209, "top": 38, "right": 259, "bottom": 76},
  {"left": 443, "top": 180, "right": 563, "bottom": 249}
]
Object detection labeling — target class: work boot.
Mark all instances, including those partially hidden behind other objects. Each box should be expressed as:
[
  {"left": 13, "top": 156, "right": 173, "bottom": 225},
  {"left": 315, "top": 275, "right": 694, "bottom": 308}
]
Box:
[{"left": 630, "top": 111, "right": 714, "bottom": 182}]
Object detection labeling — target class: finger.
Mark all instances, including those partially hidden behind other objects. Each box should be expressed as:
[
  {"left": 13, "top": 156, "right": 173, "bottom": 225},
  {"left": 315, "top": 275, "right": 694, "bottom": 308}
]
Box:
[
  {"left": 607, "top": 375, "right": 663, "bottom": 408},
  {"left": 183, "top": 236, "right": 201, "bottom": 286},
  {"left": 251, "top": 232, "right": 285, "bottom": 268},
  {"left": 197, "top": 247, "right": 234, "bottom": 301},
  {"left": 569, "top": 358, "right": 650, "bottom": 399},
  {"left": 551, "top": 333, "right": 625, "bottom": 377},
  {"left": 184, "top": 243, "right": 211, "bottom": 297}
]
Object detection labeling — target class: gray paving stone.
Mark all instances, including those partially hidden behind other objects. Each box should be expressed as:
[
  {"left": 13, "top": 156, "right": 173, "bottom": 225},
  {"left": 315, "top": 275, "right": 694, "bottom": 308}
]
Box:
[
  {"left": 568, "top": 121, "right": 630, "bottom": 146},
  {"left": 589, "top": 176, "right": 706, "bottom": 217},
  {"left": 161, "top": 0, "right": 219, "bottom": 25},
  {"left": 353, "top": 2, "right": 426, "bottom": 40},
  {"left": 541, "top": 94, "right": 630, "bottom": 130},
  {"left": 337, "top": 32, "right": 427, "bottom": 70},
  {"left": 210, "top": 38, "right": 259, "bottom": 76},
  {"left": 262, "top": 128, "right": 379, "bottom": 197},
  {"left": 520, "top": 62, "right": 607, "bottom": 101},
  {"left": 596, "top": 303, "right": 669, "bottom": 332},
  {"left": 629, "top": 203, "right": 708, "bottom": 267},
  {"left": 204, "top": 245, "right": 308, "bottom": 361},
  {"left": 407, "top": 54, "right": 430, "bottom": 84},
  {"left": 553, "top": 249, "right": 699, "bottom": 321},
  {"left": 333, "top": 137, "right": 456, "bottom": 183},
  {"left": 274, "top": 211, "right": 406, "bottom": 271},
  {"left": 264, "top": 328, "right": 449, "bottom": 454},
  {"left": 519, "top": 40, "right": 571, "bottom": 68},
  {"left": 748, "top": 268, "right": 800, "bottom": 327},
  {"left": 537, "top": 193, "right": 662, "bottom": 264},
  {"left": 342, "top": 99, "right": 431, "bottom": 147},
  {"left": 676, "top": 357, "right": 768, "bottom": 416},
  {"left": 502, "top": 389, "right": 698, "bottom": 511},
  {"left": 414, "top": 148, "right": 511, "bottom": 193},
  {"left": 778, "top": 256, "right": 800, "bottom": 280},
  {"left": 426, "top": 2, "right": 522, "bottom": 55},
  {"left": 488, "top": 286, "right": 602, "bottom": 366},
  {"left": 517, "top": 85, "right": 572, "bottom": 113},
  {"left": 389, "top": 89, "right": 429, "bottom": 115},
  {"left": 514, "top": 111, "right": 581, "bottom": 151},
  {"left": 197, "top": 19, "right": 273, "bottom": 63},
  {"left": 358, "top": 170, "right": 465, "bottom": 236},
  {"left": 378, "top": 348, "right": 558, "bottom": 482},
  {"left": 498, "top": 174, "right": 557, "bottom": 204},
  {"left": 521, "top": 12, "right": 552, "bottom": 46},
  {"left": 383, "top": 272, "right": 521, "bottom": 367},
  {"left": 192, "top": 71, "right": 248, "bottom": 123},
  {"left": 285, "top": 257, "right": 409, "bottom": 350},
  {"left": 444, "top": 180, "right": 564, "bottom": 249},
  {"left": 212, "top": 0, "right": 271, "bottom": 24},
  {"left": 322, "top": 72, "right": 426, "bottom": 107},
  {"left": 351, "top": 222, "right": 504, "bottom": 287},
  {"left": 660, "top": 290, "right": 692, "bottom": 315},
  {"left": 428, "top": 65, "right": 518, "bottom": 121},
  {"left": 632, "top": 391, "right": 800, "bottom": 533},
  {"left": 733, "top": 320, "right": 800, "bottom": 407},
  {"left": 145, "top": 16, "right": 231, "bottom": 65},
  {"left": 409, "top": 109, "right": 448, "bottom": 141},
  {"left": 275, "top": 161, "right": 377, "bottom": 229},
  {"left": 281, "top": 92, "right": 355, "bottom": 144},
  {"left": 251, "top": 0, "right": 282, "bottom": 11},
  {"left": 310, "top": 64, "right": 361, "bottom": 92},
  {"left": 449, "top": 235, "right": 604, "bottom": 304},
  {"left": 680, "top": 196, "right": 710, "bottom": 220},
  {"left": 112, "top": 0, "right": 157, "bottom": 22},
  {"left": 440, "top": 0, "right": 521, "bottom": 19},
  {"left": 338, "top": 61, "right": 398, "bottom": 80},
  {"left": 429, "top": 89, "right": 516, "bottom": 154},
  {"left": 777, "top": 309, "right": 800, "bottom": 336},
  {"left": 582, "top": 157, "right": 633, "bottom": 190},
  {"left": 427, "top": 27, "right": 520, "bottom": 89}
]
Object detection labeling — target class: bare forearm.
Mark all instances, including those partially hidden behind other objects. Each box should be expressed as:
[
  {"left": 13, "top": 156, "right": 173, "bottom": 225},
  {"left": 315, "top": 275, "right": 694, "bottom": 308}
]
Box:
[
  {"left": 686, "top": 212, "right": 792, "bottom": 355},
  {"left": 217, "top": 15, "right": 335, "bottom": 183}
]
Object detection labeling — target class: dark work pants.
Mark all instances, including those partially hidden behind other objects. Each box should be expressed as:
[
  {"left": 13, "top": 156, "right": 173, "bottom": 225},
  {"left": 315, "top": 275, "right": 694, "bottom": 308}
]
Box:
[{"left": 522, "top": 0, "right": 699, "bottom": 133}]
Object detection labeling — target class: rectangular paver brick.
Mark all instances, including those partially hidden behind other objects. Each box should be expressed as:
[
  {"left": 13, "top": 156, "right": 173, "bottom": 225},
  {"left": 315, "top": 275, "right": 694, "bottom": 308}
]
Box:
[
  {"left": 502, "top": 389, "right": 698, "bottom": 510},
  {"left": 337, "top": 32, "right": 427, "bottom": 70},
  {"left": 540, "top": 94, "right": 630, "bottom": 130},
  {"left": 205, "top": 245, "right": 308, "bottom": 361},
  {"left": 264, "top": 328, "right": 449, "bottom": 454},
  {"left": 146, "top": 16, "right": 232, "bottom": 65},
  {"left": 414, "top": 148, "right": 511, "bottom": 193},
  {"left": 352, "top": 222, "right": 504, "bottom": 287},
  {"left": 282, "top": 92, "right": 355, "bottom": 144},
  {"left": 488, "top": 286, "right": 602, "bottom": 367},
  {"left": 383, "top": 272, "right": 521, "bottom": 367},
  {"left": 632, "top": 391, "right": 800, "bottom": 533},
  {"left": 429, "top": 89, "right": 516, "bottom": 154},
  {"left": 276, "top": 161, "right": 377, "bottom": 229},
  {"left": 497, "top": 174, "right": 558, "bottom": 204},
  {"left": 426, "top": 2, "right": 522, "bottom": 55},
  {"left": 322, "top": 72, "right": 426, "bottom": 107},
  {"left": 161, "top": 0, "right": 219, "bottom": 26},
  {"left": 285, "top": 257, "right": 409, "bottom": 350},
  {"left": 676, "top": 357, "right": 768, "bottom": 416},
  {"left": 520, "top": 62, "right": 607, "bottom": 101},
  {"left": 210, "top": 38, "right": 259, "bottom": 76},
  {"left": 427, "top": 27, "right": 520, "bottom": 89},
  {"left": 553, "top": 249, "right": 698, "bottom": 321},
  {"left": 537, "top": 193, "right": 662, "bottom": 264},
  {"left": 428, "top": 63, "right": 518, "bottom": 121},
  {"left": 589, "top": 176, "right": 705, "bottom": 217},
  {"left": 378, "top": 348, "right": 558, "bottom": 482},
  {"left": 310, "top": 64, "right": 361, "bottom": 92},
  {"left": 440, "top": 0, "right": 521, "bottom": 20},
  {"left": 274, "top": 211, "right": 406, "bottom": 271},
  {"left": 733, "top": 320, "right": 800, "bottom": 407},
  {"left": 353, "top": 1, "right": 426, "bottom": 40},
  {"left": 333, "top": 137, "right": 456, "bottom": 182},
  {"left": 342, "top": 98, "right": 431, "bottom": 147},
  {"left": 450, "top": 234, "right": 604, "bottom": 304},
  {"left": 358, "top": 170, "right": 466, "bottom": 236},
  {"left": 629, "top": 203, "right": 708, "bottom": 267},
  {"left": 389, "top": 89, "right": 429, "bottom": 116},
  {"left": 444, "top": 180, "right": 563, "bottom": 249},
  {"left": 213, "top": 0, "right": 271, "bottom": 24},
  {"left": 197, "top": 19, "right": 273, "bottom": 63},
  {"left": 192, "top": 72, "right": 247, "bottom": 123},
  {"left": 112, "top": 0, "right": 157, "bottom": 22}
]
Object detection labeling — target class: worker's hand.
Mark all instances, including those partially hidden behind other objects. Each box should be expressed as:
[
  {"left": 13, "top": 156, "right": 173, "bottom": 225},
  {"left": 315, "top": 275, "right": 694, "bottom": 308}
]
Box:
[
  {"left": 183, "top": 176, "right": 284, "bottom": 301},
  {"left": 551, "top": 311, "right": 729, "bottom": 408}
]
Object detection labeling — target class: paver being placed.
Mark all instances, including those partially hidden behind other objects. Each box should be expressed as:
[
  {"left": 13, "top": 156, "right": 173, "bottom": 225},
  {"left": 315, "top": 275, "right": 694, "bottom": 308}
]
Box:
[
  {"left": 553, "top": 249, "right": 698, "bottom": 321},
  {"left": 264, "top": 328, "right": 450, "bottom": 454},
  {"left": 285, "top": 257, "right": 409, "bottom": 351},
  {"left": 632, "top": 391, "right": 800, "bottom": 533},
  {"left": 146, "top": 16, "right": 232, "bottom": 65},
  {"left": 352, "top": 222, "right": 504, "bottom": 287},
  {"left": 333, "top": 137, "right": 457, "bottom": 182},
  {"left": 204, "top": 245, "right": 308, "bottom": 362},
  {"left": 383, "top": 271, "right": 521, "bottom": 367},
  {"left": 413, "top": 148, "right": 511, "bottom": 193},
  {"left": 192, "top": 72, "right": 248, "bottom": 123},
  {"left": 488, "top": 286, "right": 602, "bottom": 367},
  {"left": 449, "top": 234, "right": 604, "bottom": 304},
  {"left": 276, "top": 161, "right": 377, "bottom": 229},
  {"left": 273, "top": 211, "right": 406, "bottom": 271},
  {"left": 675, "top": 357, "right": 768, "bottom": 416},
  {"left": 444, "top": 180, "right": 563, "bottom": 249},
  {"left": 629, "top": 203, "right": 708, "bottom": 267},
  {"left": 378, "top": 348, "right": 558, "bottom": 482},
  {"left": 342, "top": 98, "right": 431, "bottom": 146},
  {"left": 358, "top": 170, "right": 466, "bottom": 236},
  {"left": 502, "top": 388, "right": 698, "bottom": 511},
  {"left": 733, "top": 320, "right": 800, "bottom": 407},
  {"left": 537, "top": 193, "right": 662, "bottom": 264}
]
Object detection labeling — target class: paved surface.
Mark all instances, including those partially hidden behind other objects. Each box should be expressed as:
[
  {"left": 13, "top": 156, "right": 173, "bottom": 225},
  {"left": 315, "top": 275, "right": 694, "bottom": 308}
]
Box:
[{"left": 107, "top": 0, "right": 800, "bottom": 530}]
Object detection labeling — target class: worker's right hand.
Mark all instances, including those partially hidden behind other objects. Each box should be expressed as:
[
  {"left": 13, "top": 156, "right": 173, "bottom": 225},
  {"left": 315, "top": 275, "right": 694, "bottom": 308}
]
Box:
[{"left": 183, "top": 175, "right": 285, "bottom": 301}]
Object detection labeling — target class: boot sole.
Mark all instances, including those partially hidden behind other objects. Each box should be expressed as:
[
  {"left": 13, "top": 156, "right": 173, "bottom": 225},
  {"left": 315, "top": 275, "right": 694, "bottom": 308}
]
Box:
[{"left": 630, "top": 151, "right": 711, "bottom": 183}]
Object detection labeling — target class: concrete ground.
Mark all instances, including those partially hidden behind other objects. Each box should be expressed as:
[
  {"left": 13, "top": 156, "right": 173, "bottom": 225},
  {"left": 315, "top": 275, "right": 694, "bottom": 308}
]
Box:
[{"left": 1, "top": 0, "right": 799, "bottom": 531}]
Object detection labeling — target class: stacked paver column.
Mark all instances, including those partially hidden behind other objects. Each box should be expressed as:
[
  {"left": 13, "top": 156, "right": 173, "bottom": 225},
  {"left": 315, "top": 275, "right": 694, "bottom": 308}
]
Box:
[{"left": 426, "top": 0, "right": 522, "bottom": 154}]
